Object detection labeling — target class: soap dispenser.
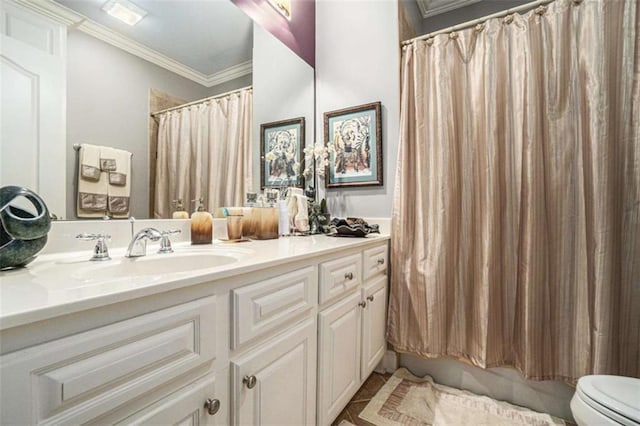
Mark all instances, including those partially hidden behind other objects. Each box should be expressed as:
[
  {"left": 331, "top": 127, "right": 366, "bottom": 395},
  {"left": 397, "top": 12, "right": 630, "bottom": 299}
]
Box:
[
  {"left": 172, "top": 199, "right": 189, "bottom": 219},
  {"left": 190, "top": 198, "right": 213, "bottom": 244}
]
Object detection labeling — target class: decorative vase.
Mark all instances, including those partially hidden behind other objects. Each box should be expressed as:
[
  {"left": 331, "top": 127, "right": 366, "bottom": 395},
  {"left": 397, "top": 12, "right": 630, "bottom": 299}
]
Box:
[{"left": 0, "top": 186, "right": 51, "bottom": 269}]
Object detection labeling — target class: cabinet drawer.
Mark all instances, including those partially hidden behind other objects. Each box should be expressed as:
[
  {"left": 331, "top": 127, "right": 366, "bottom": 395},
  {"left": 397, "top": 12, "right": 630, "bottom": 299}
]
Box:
[
  {"left": 319, "top": 253, "right": 362, "bottom": 305},
  {"left": 363, "top": 244, "right": 388, "bottom": 281},
  {"left": 231, "top": 266, "right": 317, "bottom": 349},
  {"left": 0, "top": 297, "right": 216, "bottom": 425}
]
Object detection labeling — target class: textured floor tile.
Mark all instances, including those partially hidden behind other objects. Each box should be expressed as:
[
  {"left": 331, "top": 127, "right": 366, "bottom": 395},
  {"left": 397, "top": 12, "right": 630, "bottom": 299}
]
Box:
[
  {"left": 351, "top": 373, "right": 387, "bottom": 402},
  {"left": 331, "top": 407, "right": 354, "bottom": 426},
  {"left": 347, "top": 400, "right": 377, "bottom": 426}
]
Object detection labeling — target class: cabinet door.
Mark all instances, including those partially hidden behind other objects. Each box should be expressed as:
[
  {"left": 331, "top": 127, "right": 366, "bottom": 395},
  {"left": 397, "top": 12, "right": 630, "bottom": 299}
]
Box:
[
  {"left": 232, "top": 318, "right": 316, "bottom": 426},
  {"left": 111, "top": 371, "right": 228, "bottom": 426},
  {"left": 317, "top": 291, "right": 362, "bottom": 426},
  {"left": 361, "top": 275, "right": 388, "bottom": 380}
]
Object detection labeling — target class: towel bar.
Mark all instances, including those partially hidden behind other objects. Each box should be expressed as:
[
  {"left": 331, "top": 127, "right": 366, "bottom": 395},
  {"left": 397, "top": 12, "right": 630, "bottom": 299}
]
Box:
[{"left": 73, "top": 144, "right": 133, "bottom": 157}]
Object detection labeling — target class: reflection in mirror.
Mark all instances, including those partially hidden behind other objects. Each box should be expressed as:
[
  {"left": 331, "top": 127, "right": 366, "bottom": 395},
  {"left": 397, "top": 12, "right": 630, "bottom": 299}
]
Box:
[
  {"left": 0, "top": 0, "right": 314, "bottom": 220},
  {"left": 63, "top": 0, "right": 253, "bottom": 220}
]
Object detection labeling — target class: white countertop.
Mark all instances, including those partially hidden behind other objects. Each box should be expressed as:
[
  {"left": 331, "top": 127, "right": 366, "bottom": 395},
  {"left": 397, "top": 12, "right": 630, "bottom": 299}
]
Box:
[{"left": 0, "top": 234, "right": 389, "bottom": 331}]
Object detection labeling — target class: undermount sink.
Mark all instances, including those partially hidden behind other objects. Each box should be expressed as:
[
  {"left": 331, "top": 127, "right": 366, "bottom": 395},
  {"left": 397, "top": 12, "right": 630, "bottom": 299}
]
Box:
[
  {"left": 28, "top": 248, "right": 247, "bottom": 290},
  {"left": 72, "top": 252, "right": 238, "bottom": 281}
]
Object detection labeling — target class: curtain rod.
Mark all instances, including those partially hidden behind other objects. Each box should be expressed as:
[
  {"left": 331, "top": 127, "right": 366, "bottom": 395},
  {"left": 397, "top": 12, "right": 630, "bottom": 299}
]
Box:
[
  {"left": 150, "top": 85, "right": 252, "bottom": 117},
  {"left": 402, "top": 0, "right": 562, "bottom": 46}
]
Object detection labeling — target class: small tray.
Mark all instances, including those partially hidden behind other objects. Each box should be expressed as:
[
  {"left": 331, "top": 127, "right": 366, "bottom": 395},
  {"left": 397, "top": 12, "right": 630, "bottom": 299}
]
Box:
[{"left": 219, "top": 238, "right": 251, "bottom": 243}]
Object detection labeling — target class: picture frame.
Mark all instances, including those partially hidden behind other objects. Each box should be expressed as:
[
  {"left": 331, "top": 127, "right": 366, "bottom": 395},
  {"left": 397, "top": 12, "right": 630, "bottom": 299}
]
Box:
[
  {"left": 324, "top": 101, "right": 382, "bottom": 188},
  {"left": 260, "top": 117, "right": 305, "bottom": 189}
]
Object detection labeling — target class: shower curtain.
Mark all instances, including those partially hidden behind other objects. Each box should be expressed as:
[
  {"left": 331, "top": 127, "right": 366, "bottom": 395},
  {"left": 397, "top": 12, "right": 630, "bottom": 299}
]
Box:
[
  {"left": 154, "top": 88, "right": 252, "bottom": 218},
  {"left": 387, "top": 0, "right": 639, "bottom": 382}
]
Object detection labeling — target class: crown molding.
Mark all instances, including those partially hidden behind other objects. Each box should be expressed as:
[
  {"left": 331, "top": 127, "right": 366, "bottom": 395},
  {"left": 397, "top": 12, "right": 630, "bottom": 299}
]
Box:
[
  {"left": 205, "top": 60, "right": 252, "bottom": 87},
  {"left": 416, "top": 0, "right": 482, "bottom": 18},
  {"left": 15, "top": 0, "right": 251, "bottom": 88}
]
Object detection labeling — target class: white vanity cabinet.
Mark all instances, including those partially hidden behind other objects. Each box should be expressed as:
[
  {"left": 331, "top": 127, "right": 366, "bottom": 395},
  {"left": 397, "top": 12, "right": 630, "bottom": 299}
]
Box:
[
  {"left": 317, "top": 243, "right": 389, "bottom": 426},
  {"left": 0, "top": 296, "right": 225, "bottom": 425},
  {"left": 0, "top": 237, "right": 389, "bottom": 426}
]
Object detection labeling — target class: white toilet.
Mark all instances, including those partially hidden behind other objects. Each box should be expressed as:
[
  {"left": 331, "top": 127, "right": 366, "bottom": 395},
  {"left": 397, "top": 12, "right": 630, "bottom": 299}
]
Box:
[{"left": 571, "top": 375, "right": 640, "bottom": 425}]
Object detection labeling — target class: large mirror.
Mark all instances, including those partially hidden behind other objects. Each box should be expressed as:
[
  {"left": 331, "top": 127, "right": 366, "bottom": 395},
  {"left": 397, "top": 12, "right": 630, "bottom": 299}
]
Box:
[{"left": 0, "top": 0, "right": 314, "bottom": 220}]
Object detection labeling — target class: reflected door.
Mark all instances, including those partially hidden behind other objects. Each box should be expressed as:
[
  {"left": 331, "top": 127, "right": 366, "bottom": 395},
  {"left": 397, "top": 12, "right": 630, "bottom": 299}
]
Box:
[{"left": 1, "top": 0, "right": 66, "bottom": 217}]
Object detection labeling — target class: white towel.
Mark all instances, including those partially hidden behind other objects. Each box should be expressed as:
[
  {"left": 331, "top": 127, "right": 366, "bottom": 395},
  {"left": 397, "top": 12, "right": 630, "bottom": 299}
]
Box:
[
  {"left": 77, "top": 144, "right": 108, "bottom": 218},
  {"left": 103, "top": 147, "right": 132, "bottom": 218},
  {"left": 79, "top": 143, "right": 101, "bottom": 181}
]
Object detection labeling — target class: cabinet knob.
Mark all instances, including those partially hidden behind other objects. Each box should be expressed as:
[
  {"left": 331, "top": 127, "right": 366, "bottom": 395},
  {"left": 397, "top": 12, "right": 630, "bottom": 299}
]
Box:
[
  {"left": 204, "top": 398, "right": 220, "bottom": 415},
  {"left": 358, "top": 300, "right": 367, "bottom": 308},
  {"left": 367, "top": 295, "right": 375, "bottom": 302},
  {"left": 243, "top": 375, "right": 257, "bottom": 389},
  {"left": 345, "top": 272, "right": 354, "bottom": 281},
  {"left": 377, "top": 258, "right": 385, "bottom": 265}
]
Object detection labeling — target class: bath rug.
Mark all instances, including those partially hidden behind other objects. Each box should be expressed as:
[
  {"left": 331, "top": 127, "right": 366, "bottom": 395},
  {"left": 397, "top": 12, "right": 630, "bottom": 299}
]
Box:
[{"left": 359, "top": 368, "right": 565, "bottom": 426}]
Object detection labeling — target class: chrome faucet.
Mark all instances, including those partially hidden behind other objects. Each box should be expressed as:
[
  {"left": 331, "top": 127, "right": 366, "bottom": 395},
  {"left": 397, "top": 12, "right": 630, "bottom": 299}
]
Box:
[
  {"left": 76, "top": 233, "right": 111, "bottom": 261},
  {"left": 125, "top": 228, "right": 181, "bottom": 257},
  {"left": 125, "top": 227, "right": 162, "bottom": 258}
]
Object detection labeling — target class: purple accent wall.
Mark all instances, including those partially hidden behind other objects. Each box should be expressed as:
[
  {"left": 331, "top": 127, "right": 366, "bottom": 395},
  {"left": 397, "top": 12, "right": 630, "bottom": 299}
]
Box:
[{"left": 232, "top": 0, "right": 315, "bottom": 67}]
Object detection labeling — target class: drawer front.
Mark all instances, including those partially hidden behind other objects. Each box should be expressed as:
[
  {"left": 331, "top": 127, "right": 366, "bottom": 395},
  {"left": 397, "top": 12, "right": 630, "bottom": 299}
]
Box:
[
  {"left": 231, "top": 266, "right": 317, "bottom": 349},
  {"left": 319, "top": 253, "right": 362, "bottom": 305},
  {"left": 363, "top": 243, "right": 388, "bottom": 281},
  {"left": 0, "top": 297, "right": 216, "bottom": 425}
]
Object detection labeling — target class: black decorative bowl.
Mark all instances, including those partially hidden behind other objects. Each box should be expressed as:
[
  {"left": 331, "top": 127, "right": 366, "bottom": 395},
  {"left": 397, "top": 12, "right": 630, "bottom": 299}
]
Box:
[
  {"left": 0, "top": 186, "right": 51, "bottom": 270},
  {"left": 328, "top": 217, "right": 380, "bottom": 238}
]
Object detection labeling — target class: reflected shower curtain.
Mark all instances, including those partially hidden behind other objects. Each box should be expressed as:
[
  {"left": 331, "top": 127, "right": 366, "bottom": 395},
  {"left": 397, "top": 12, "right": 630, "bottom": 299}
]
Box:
[
  {"left": 154, "top": 89, "right": 252, "bottom": 218},
  {"left": 387, "top": 0, "right": 640, "bottom": 382}
]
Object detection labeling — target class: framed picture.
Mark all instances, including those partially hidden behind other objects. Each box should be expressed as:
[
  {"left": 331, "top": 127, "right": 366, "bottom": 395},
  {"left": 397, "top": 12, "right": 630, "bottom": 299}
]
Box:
[
  {"left": 324, "top": 102, "right": 382, "bottom": 188},
  {"left": 260, "top": 117, "right": 305, "bottom": 189}
]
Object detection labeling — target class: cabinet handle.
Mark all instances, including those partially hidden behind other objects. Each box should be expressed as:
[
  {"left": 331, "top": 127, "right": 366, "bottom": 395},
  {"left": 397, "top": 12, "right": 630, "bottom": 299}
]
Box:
[
  {"left": 345, "top": 272, "right": 354, "bottom": 281},
  {"left": 243, "top": 375, "right": 257, "bottom": 389},
  {"left": 358, "top": 301, "right": 367, "bottom": 308},
  {"left": 377, "top": 258, "right": 385, "bottom": 265},
  {"left": 367, "top": 295, "right": 375, "bottom": 302},
  {"left": 204, "top": 398, "right": 220, "bottom": 415}
]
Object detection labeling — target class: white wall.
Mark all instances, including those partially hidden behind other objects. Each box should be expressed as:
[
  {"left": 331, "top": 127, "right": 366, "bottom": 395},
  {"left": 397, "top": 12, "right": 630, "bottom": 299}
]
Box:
[
  {"left": 208, "top": 74, "right": 253, "bottom": 97},
  {"left": 252, "top": 23, "right": 315, "bottom": 193},
  {"left": 66, "top": 31, "right": 225, "bottom": 219},
  {"left": 315, "top": 0, "right": 400, "bottom": 217}
]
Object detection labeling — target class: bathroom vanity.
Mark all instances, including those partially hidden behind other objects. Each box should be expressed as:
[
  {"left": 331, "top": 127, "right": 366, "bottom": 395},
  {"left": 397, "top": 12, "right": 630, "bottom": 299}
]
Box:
[{"left": 0, "top": 234, "right": 389, "bottom": 425}]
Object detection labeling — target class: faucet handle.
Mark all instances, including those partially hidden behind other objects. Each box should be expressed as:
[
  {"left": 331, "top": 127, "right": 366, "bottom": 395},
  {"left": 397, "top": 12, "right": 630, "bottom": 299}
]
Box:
[
  {"left": 76, "top": 233, "right": 111, "bottom": 261},
  {"left": 76, "top": 232, "right": 111, "bottom": 241},
  {"left": 158, "top": 229, "right": 181, "bottom": 254}
]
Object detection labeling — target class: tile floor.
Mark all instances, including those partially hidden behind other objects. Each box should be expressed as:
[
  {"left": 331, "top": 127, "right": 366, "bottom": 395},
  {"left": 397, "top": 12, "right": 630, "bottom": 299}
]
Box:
[{"left": 331, "top": 372, "right": 393, "bottom": 426}]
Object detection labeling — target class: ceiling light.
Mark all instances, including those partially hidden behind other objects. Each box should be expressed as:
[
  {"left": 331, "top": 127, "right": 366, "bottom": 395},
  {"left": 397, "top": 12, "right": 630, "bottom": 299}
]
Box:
[
  {"left": 101, "top": 0, "right": 147, "bottom": 26},
  {"left": 267, "top": 0, "right": 291, "bottom": 20}
]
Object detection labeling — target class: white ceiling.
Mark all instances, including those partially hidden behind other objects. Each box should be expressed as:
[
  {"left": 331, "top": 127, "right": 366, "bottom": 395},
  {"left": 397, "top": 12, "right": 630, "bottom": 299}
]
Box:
[{"left": 55, "top": 0, "right": 253, "bottom": 75}]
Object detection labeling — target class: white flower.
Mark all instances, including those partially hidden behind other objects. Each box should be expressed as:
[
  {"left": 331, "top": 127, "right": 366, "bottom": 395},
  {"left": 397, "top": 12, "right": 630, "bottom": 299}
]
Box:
[
  {"left": 265, "top": 151, "right": 276, "bottom": 161},
  {"left": 303, "top": 145, "right": 315, "bottom": 156},
  {"left": 313, "top": 143, "right": 326, "bottom": 158}
]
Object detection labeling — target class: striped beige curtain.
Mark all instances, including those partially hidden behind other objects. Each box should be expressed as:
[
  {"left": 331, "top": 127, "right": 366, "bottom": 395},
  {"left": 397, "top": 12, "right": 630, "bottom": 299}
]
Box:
[
  {"left": 387, "top": 0, "right": 640, "bottom": 382},
  {"left": 154, "top": 89, "right": 252, "bottom": 218}
]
